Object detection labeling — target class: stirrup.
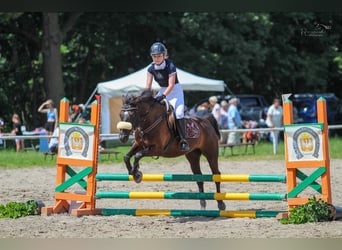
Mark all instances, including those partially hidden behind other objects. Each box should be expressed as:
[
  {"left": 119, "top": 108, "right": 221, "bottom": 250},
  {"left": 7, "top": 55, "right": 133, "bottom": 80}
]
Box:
[{"left": 180, "top": 140, "right": 190, "bottom": 151}]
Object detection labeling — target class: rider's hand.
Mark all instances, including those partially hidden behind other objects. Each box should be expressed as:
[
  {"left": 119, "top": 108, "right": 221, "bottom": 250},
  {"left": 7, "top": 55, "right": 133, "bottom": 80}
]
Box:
[{"left": 155, "top": 94, "right": 166, "bottom": 102}]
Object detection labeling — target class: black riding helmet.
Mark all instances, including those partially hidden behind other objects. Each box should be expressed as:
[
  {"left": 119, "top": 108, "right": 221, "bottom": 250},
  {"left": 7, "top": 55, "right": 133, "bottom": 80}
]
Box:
[{"left": 150, "top": 42, "right": 167, "bottom": 55}]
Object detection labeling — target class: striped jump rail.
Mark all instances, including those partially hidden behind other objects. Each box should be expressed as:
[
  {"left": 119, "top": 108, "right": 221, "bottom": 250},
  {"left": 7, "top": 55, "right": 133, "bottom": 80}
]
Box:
[
  {"left": 95, "top": 191, "right": 287, "bottom": 201},
  {"left": 100, "top": 208, "right": 284, "bottom": 218},
  {"left": 96, "top": 173, "right": 286, "bottom": 183}
]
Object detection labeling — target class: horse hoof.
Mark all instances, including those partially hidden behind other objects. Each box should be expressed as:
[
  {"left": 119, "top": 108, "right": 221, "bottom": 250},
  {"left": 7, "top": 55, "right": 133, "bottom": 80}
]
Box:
[
  {"left": 133, "top": 171, "right": 143, "bottom": 183},
  {"left": 218, "top": 202, "right": 226, "bottom": 211}
]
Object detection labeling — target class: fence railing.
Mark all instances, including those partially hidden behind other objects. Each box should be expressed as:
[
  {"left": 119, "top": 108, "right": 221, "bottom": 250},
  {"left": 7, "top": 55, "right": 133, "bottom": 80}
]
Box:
[{"left": 1, "top": 125, "right": 342, "bottom": 154}]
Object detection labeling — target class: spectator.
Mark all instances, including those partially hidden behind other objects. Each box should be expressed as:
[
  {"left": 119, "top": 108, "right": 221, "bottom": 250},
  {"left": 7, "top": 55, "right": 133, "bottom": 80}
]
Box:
[
  {"left": 68, "top": 104, "right": 82, "bottom": 122},
  {"left": 78, "top": 104, "right": 90, "bottom": 121},
  {"left": 11, "top": 113, "right": 25, "bottom": 152},
  {"left": 227, "top": 98, "right": 242, "bottom": 145},
  {"left": 38, "top": 99, "right": 58, "bottom": 141},
  {"left": 266, "top": 98, "right": 283, "bottom": 144},
  {"left": 209, "top": 96, "right": 220, "bottom": 122},
  {"left": 0, "top": 117, "right": 4, "bottom": 146},
  {"left": 77, "top": 116, "right": 87, "bottom": 124},
  {"left": 218, "top": 100, "right": 229, "bottom": 144},
  {"left": 195, "top": 101, "right": 211, "bottom": 117},
  {"left": 0, "top": 117, "right": 4, "bottom": 130},
  {"left": 242, "top": 120, "right": 259, "bottom": 144},
  {"left": 47, "top": 127, "right": 59, "bottom": 154}
]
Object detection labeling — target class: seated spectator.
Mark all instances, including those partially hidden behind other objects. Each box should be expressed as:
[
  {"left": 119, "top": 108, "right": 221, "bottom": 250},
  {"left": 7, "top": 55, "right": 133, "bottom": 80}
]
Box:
[
  {"left": 69, "top": 104, "right": 82, "bottom": 122},
  {"left": 195, "top": 101, "right": 211, "bottom": 117},
  {"left": 47, "top": 127, "right": 59, "bottom": 154},
  {"left": 242, "top": 120, "right": 259, "bottom": 144},
  {"left": 77, "top": 116, "right": 87, "bottom": 124}
]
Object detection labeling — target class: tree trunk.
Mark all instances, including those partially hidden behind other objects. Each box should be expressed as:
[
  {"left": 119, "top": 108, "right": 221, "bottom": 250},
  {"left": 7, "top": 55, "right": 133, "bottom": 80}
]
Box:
[{"left": 42, "top": 13, "right": 64, "bottom": 108}]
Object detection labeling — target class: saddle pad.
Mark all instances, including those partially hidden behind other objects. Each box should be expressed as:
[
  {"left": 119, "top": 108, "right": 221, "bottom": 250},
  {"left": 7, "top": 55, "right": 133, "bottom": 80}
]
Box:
[{"left": 186, "top": 119, "right": 200, "bottom": 139}]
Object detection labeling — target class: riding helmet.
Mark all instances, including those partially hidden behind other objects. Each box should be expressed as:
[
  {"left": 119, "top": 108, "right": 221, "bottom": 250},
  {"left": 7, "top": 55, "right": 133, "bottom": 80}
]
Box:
[{"left": 150, "top": 42, "right": 167, "bottom": 55}]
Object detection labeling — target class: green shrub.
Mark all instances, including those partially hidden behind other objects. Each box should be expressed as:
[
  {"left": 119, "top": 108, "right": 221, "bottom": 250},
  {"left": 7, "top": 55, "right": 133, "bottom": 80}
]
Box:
[
  {"left": 280, "top": 197, "right": 334, "bottom": 224},
  {"left": 0, "top": 200, "right": 39, "bottom": 219}
]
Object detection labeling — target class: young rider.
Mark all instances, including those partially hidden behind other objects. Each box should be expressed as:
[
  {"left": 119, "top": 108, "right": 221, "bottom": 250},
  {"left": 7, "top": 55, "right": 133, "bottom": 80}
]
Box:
[{"left": 145, "top": 42, "right": 189, "bottom": 151}]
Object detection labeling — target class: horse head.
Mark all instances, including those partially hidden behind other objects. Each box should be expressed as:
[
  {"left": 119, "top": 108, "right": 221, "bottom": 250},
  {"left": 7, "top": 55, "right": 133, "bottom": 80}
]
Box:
[{"left": 117, "top": 90, "right": 157, "bottom": 143}]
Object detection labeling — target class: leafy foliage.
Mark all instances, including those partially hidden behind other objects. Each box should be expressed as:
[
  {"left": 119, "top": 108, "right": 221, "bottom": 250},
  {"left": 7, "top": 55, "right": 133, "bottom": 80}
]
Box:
[
  {"left": 0, "top": 200, "right": 39, "bottom": 219},
  {"left": 0, "top": 12, "right": 342, "bottom": 131},
  {"left": 280, "top": 197, "right": 334, "bottom": 224}
]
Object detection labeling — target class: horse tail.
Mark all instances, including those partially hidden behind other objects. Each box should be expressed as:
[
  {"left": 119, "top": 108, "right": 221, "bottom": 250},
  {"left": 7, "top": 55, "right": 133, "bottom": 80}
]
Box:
[{"left": 206, "top": 114, "right": 221, "bottom": 140}]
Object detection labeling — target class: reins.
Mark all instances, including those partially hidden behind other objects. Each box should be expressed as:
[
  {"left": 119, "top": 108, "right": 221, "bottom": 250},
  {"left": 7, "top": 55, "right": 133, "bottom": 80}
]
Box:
[
  {"left": 141, "top": 114, "right": 166, "bottom": 135},
  {"left": 121, "top": 107, "right": 137, "bottom": 112}
]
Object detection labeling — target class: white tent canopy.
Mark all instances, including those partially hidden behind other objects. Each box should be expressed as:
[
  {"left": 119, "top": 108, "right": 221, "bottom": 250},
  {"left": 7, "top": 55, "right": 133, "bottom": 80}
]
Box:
[{"left": 97, "top": 65, "right": 225, "bottom": 134}]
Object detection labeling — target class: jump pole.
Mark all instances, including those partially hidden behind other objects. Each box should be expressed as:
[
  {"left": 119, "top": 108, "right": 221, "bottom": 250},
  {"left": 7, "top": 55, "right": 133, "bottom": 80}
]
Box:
[
  {"left": 101, "top": 209, "right": 281, "bottom": 218},
  {"left": 96, "top": 173, "right": 286, "bottom": 182}
]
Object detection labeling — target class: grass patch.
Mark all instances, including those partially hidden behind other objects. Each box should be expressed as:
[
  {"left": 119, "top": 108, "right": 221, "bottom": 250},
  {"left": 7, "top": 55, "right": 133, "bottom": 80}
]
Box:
[
  {"left": 0, "top": 149, "right": 56, "bottom": 168},
  {"left": 0, "top": 137, "right": 341, "bottom": 168}
]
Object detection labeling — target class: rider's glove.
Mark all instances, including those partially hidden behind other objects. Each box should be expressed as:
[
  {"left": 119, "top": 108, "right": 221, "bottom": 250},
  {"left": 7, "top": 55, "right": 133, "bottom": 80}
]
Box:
[{"left": 155, "top": 94, "right": 166, "bottom": 103}]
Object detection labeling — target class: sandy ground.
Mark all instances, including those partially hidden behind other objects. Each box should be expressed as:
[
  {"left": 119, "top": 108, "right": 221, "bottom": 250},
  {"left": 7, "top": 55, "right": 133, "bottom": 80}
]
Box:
[{"left": 0, "top": 158, "right": 342, "bottom": 238}]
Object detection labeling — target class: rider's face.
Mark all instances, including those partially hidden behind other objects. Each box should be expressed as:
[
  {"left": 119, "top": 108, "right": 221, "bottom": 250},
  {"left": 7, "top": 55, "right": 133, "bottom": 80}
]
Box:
[{"left": 151, "top": 53, "right": 165, "bottom": 65}]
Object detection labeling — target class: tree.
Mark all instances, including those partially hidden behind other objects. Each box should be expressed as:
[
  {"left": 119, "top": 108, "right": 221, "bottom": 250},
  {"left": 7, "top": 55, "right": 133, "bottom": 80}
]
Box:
[
  {"left": 1, "top": 12, "right": 342, "bottom": 133},
  {"left": 42, "top": 13, "right": 82, "bottom": 107},
  {"left": 0, "top": 12, "right": 81, "bottom": 129}
]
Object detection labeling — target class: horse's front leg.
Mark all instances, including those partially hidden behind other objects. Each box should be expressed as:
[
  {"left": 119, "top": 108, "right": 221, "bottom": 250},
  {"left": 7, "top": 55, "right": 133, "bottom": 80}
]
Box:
[
  {"left": 131, "top": 147, "right": 150, "bottom": 183},
  {"left": 123, "top": 142, "right": 141, "bottom": 175}
]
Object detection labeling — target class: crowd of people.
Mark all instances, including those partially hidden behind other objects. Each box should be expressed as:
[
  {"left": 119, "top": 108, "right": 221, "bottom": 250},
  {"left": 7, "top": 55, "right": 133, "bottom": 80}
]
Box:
[
  {"left": 1, "top": 94, "right": 282, "bottom": 153},
  {"left": 192, "top": 95, "right": 283, "bottom": 147},
  {"left": 0, "top": 99, "right": 91, "bottom": 153}
]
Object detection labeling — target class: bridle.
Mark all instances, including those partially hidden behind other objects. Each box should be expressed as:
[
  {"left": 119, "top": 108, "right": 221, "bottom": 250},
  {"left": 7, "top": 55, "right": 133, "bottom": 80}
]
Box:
[{"left": 121, "top": 98, "right": 171, "bottom": 139}]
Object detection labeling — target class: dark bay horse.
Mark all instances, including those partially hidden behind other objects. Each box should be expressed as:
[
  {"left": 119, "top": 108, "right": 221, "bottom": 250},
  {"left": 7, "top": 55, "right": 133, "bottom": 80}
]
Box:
[{"left": 117, "top": 90, "right": 226, "bottom": 210}]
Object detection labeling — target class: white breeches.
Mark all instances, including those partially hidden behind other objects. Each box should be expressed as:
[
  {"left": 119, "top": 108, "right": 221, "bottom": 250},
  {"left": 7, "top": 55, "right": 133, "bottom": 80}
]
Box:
[{"left": 157, "top": 84, "right": 185, "bottom": 119}]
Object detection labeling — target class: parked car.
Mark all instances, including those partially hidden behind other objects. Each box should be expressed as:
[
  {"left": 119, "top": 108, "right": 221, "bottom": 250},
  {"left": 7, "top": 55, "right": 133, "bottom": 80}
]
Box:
[{"left": 289, "top": 93, "right": 342, "bottom": 136}]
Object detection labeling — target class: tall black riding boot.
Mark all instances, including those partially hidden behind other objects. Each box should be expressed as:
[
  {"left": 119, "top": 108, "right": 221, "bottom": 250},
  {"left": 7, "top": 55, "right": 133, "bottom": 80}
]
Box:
[{"left": 176, "top": 118, "right": 190, "bottom": 151}]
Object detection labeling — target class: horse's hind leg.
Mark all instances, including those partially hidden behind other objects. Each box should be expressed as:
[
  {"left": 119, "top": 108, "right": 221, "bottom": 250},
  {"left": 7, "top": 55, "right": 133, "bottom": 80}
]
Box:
[
  {"left": 203, "top": 152, "right": 226, "bottom": 211},
  {"left": 185, "top": 150, "right": 206, "bottom": 210}
]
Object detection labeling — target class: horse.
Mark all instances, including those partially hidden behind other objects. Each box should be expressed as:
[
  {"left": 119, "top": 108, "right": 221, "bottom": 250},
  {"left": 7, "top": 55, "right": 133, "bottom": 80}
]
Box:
[{"left": 117, "top": 90, "right": 226, "bottom": 211}]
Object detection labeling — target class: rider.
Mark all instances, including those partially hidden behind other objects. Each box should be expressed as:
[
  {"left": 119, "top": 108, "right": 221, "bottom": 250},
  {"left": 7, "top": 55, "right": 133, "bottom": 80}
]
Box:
[{"left": 145, "top": 42, "right": 190, "bottom": 151}]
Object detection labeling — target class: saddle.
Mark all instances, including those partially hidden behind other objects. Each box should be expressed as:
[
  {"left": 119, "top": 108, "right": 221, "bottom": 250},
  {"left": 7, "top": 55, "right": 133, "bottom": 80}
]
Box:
[{"left": 164, "top": 102, "right": 200, "bottom": 139}]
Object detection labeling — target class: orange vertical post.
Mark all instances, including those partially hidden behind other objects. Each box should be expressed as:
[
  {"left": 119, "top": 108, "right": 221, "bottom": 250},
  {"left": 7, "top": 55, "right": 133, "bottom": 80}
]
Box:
[
  {"left": 316, "top": 98, "right": 332, "bottom": 204},
  {"left": 56, "top": 98, "right": 69, "bottom": 185},
  {"left": 84, "top": 95, "right": 101, "bottom": 211},
  {"left": 283, "top": 99, "right": 297, "bottom": 208}
]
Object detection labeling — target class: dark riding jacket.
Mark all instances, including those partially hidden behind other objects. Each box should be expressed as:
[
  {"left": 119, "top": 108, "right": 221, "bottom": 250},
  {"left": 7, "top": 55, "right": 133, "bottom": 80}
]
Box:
[{"left": 147, "top": 59, "right": 179, "bottom": 87}]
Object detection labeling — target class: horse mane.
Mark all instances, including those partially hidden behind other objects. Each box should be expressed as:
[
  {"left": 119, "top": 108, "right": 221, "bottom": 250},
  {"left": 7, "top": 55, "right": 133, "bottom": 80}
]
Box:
[
  {"left": 123, "top": 93, "right": 136, "bottom": 105},
  {"left": 140, "top": 89, "right": 154, "bottom": 99},
  {"left": 123, "top": 90, "right": 154, "bottom": 106},
  {"left": 195, "top": 114, "right": 221, "bottom": 140}
]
